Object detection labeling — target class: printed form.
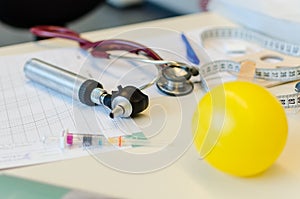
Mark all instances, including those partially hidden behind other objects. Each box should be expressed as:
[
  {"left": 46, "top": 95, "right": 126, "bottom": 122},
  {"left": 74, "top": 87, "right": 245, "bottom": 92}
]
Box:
[
  {"left": 0, "top": 48, "right": 144, "bottom": 169},
  {"left": 0, "top": 30, "right": 204, "bottom": 169}
]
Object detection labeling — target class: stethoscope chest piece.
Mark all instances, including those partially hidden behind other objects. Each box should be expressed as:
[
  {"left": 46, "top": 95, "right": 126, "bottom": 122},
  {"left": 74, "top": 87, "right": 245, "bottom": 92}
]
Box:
[{"left": 156, "top": 66, "right": 194, "bottom": 96}]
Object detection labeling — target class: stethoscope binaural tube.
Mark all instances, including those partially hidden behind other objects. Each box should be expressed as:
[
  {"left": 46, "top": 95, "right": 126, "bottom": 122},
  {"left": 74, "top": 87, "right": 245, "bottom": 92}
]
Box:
[{"left": 30, "top": 25, "right": 200, "bottom": 96}]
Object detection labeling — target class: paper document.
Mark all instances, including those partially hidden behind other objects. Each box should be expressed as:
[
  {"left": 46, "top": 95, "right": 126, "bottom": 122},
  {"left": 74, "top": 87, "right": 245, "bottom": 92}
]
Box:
[{"left": 0, "top": 48, "right": 142, "bottom": 169}]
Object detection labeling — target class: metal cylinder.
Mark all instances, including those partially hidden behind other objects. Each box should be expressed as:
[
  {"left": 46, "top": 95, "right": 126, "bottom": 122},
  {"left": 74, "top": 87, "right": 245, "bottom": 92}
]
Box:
[{"left": 24, "top": 58, "right": 88, "bottom": 101}]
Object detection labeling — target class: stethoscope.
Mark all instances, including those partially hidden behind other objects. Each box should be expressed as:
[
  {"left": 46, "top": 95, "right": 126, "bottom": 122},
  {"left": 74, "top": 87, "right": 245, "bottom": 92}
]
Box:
[{"left": 30, "top": 26, "right": 200, "bottom": 97}]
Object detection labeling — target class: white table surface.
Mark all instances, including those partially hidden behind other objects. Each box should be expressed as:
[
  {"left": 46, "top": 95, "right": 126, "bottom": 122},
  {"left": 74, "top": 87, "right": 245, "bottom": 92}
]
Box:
[{"left": 1, "top": 12, "right": 300, "bottom": 199}]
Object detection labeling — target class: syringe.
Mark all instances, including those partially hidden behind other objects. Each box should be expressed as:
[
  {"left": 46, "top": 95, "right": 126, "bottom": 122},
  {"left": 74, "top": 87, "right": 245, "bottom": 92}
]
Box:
[
  {"left": 24, "top": 58, "right": 149, "bottom": 118},
  {"left": 43, "top": 129, "right": 161, "bottom": 149}
]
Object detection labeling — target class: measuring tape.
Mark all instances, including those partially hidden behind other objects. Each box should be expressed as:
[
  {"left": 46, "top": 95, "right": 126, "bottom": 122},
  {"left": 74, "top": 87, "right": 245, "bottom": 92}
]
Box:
[
  {"left": 200, "top": 60, "right": 300, "bottom": 82},
  {"left": 198, "top": 27, "right": 300, "bottom": 109},
  {"left": 201, "top": 27, "right": 300, "bottom": 57}
]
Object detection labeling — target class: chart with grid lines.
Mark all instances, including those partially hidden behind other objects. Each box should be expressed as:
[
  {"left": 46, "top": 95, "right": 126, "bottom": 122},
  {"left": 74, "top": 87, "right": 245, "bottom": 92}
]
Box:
[{"left": 0, "top": 48, "right": 141, "bottom": 169}]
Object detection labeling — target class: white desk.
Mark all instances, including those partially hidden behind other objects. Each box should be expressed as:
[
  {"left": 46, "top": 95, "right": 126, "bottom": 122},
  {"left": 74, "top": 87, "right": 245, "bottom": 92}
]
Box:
[{"left": 1, "top": 12, "right": 300, "bottom": 199}]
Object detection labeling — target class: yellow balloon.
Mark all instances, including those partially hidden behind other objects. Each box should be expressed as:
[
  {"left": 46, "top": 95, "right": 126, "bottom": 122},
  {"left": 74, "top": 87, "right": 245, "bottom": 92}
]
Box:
[{"left": 192, "top": 81, "right": 288, "bottom": 177}]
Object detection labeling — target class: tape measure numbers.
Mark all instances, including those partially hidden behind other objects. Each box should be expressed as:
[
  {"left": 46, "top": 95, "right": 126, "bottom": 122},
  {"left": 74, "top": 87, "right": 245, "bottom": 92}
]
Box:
[
  {"left": 201, "top": 27, "right": 300, "bottom": 57},
  {"left": 199, "top": 27, "right": 300, "bottom": 109}
]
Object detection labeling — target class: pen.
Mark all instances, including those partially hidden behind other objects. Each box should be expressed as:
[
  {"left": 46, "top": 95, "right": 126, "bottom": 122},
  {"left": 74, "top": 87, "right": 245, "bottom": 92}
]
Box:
[{"left": 181, "top": 33, "right": 200, "bottom": 65}]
